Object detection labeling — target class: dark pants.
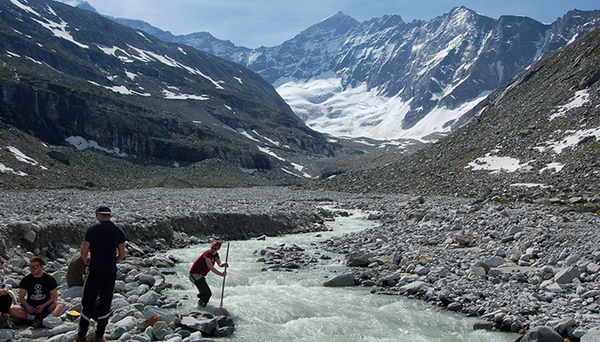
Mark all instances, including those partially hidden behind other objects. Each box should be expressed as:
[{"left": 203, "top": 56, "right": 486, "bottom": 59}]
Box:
[
  {"left": 78, "top": 272, "right": 116, "bottom": 339},
  {"left": 0, "top": 295, "right": 11, "bottom": 314},
  {"left": 190, "top": 274, "right": 211, "bottom": 306}
]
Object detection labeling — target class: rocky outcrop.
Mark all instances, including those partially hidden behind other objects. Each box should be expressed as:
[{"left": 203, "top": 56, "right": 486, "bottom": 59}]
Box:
[{"left": 0, "top": 82, "right": 273, "bottom": 170}]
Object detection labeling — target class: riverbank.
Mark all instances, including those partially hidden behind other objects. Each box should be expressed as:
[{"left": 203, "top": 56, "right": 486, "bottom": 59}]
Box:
[
  {"left": 0, "top": 187, "right": 599, "bottom": 341},
  {"left": 321, "top": 195, "right": 600, "bottom": 341}
]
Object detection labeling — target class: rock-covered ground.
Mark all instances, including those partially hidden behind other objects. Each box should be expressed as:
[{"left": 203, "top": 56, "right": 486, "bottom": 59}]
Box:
[
  {"left": 0, "top": 247, "right": 235, "bottom": 341},
  {"left": 0, "top": 187, "right": 599, "bottom": 341},
  {"left": 320, "top": 195, "right": 600, "bottom": 342}
]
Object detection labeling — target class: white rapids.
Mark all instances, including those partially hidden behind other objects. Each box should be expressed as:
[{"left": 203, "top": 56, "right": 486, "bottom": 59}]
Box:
[{"left": 162, "top": 209, "right": 517, "bottom": 342}]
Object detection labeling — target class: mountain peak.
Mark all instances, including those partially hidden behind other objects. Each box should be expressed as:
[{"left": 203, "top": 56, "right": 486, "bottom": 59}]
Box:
[{"left": 311, "top": 11, "right": 360, "bottom": 30}]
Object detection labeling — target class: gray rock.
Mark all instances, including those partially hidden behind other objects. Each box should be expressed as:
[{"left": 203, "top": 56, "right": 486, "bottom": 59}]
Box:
[
  {"left": 554, "top": 267, "right": 581, "bottom": 284},
  {"left": 581, "top": 327, "right": 600, "bottom": 342},
  {"left": 0, "top": 330, "right": 14, "bottom": 341},
  {"left": 555, "top": 317, "right": 576, "bottom": 334},
  {"left": 521, "top": 326, "right": 563, "bottom": 342},
  {"left": 131, "top": 333, "right": 151, "bottom": 341},
  {"left": 111, "top": 297, "right": 131, "bottom": 311},
  {"left": 482, "top": 256, "right": 505, "bottom": 268},
  {"left": 180, "top": 316, "right": 217, "bottom": 334},
  {"left": 43, "top": 316, "right": 64, "bottom": 329},
  {"left": 111, "top": 326, "right": 128, "bottom": 340},
  {"left": 415, "top": 266, "right": 430, "bottom": 275},
  {"left": 586, "top": 263, "right": 600, "bottom": 274},
  {"left": 165, "top": 336, "right": 183, "bottom": 342},
  {"left": 323, "top": 273, "right": 356, "bottom": 287},
  {"left": 138, "top": 274, "right": 156, "bottom": 287},
  {"left": 61, "top": 286, "right": 83, "bottom": 299},
  {"left": 50, "top": 322, "right": 78, "bottom": 335},
  {"left": 565, "top": 254, "right": 581, "bottom": 267},
  {"left": 114, "top": 316, "right": 138, "bottom": 331},
  {"left": 61, "top": 331, "right": 79, "bottom": 342},
  {"left": 347, "top": 251, "right": 370, "bottom": 267},
  {"left": 117, "top": 332, "right": 132, "bottom": 341},
  {"left": 152, "top": 321, "right": 171, "bottom": 340},
  {"left": 143, "top": 306, "right": 177, "bottom": 325},
  {"left": 398, "top": 281, "right": 426, "bottom": 295},
  {"left": 447, "top": 302, "right": 462, "bottom": 311},
  {"left": 24, "top": 230, "right": 36, "bottom": 243},
  {"left": 138, "top": 291, "right": 159, "bottom": 306},
  {"left": 506, "top": 225, "right": 523, "bottom": 236},
  {"left": 473, "top": 321, "right": 493, "bottom": 331},
  {"left": 213, "top": 326, "right": 235, "bottom": 337}
]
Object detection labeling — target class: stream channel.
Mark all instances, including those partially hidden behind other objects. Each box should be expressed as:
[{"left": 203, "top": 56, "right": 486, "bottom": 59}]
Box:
[{"left": 162, "top": 208, "right": 518, "bottom": 342}]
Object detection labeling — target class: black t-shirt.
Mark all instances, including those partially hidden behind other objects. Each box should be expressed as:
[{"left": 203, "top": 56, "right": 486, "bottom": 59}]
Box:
[
  {"left": 84, "top": 220, "right": 126, "bottom": 273},
  {"left": 19, "top": 273, "right": 57, "bottom": 306}
]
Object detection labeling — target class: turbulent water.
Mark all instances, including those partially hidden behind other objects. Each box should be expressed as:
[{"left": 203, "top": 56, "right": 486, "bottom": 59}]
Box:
[{"left": 163, "top": 209, "right": 517, "bottom": 342}]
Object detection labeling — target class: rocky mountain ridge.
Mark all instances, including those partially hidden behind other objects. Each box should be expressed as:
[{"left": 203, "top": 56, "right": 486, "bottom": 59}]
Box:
[
  {"left": 112, "top": 7, "right": 600, "bottom": 143},
  {"left": 310, "top": 26, "right": 600, "bottom": 208},
  {"left": 0, "top": 0, "right": 338, "bottom": 189}
]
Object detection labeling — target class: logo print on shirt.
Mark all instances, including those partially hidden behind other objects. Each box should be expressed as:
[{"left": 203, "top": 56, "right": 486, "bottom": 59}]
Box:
[{"left": 30, "top": 282, "right": 46, "bottom": 301}]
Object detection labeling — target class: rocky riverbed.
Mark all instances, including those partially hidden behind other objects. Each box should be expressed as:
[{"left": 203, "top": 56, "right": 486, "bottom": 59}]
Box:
[{"left": 0, "top": 187, "right": 599, "bottom": 341}]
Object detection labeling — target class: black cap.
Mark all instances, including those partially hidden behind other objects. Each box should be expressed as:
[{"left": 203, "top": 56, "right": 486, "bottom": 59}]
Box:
[{"left": 96, "top": 206, "right": 112, "bottom": 215}]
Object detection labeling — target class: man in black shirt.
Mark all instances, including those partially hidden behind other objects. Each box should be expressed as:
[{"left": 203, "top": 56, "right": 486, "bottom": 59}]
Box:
[
  {"left": 76, "top": 205, "right": 126, "bottom": 342},
  {"left": 9, "top": 256, "right": 66, "bottom": 327}
]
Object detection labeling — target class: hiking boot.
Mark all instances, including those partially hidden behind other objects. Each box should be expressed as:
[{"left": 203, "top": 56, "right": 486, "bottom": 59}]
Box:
[
  {"left": 198, "top": 300, "right": 207, "bottom": 307},
  {"left": 75, "top": 336, "right": 86, "bottom": 342}
]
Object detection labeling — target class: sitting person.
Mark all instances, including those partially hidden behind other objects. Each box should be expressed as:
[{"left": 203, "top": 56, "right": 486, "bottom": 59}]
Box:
[
  {"left": 66, "top": 252, "right": 88, "bottom": 287},
  {"left": 9, "top": 256, "right": 66, "bottom": 328}
]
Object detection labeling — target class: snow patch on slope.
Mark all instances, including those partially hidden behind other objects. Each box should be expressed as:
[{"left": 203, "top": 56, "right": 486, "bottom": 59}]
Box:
[{"left": 277, "top": 77, "right": 490, "bottom": 142}]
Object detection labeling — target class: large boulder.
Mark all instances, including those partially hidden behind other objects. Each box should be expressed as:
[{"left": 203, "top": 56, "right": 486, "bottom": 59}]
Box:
[
  {"left": 323, "top": 273, "right": 356, "bottom": 287},
  {"left": 581, "top": 327, "right": 600, "bottom": 342},
  {"left": 554, "top": 267, "right": 581, "bottom": 284},
  {"left": 347, "top": 251, "right": 370, "bottom": 267},
  {"left": 521, "top": 326, "right": 563, "bottom": 342}
]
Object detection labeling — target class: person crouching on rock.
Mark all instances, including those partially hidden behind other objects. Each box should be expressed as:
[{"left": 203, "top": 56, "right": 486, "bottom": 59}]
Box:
[
  {"left": 9, "top": 256, "right": 66, "bottom": 328},
  {"left": 189, "top": 240, "right": 229, "bottom": 307}
]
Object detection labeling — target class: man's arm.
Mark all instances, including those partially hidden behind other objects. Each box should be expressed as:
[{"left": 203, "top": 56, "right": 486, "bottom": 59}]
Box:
[
  {"left": 116, "top": 242, "right": 125, "bottom": 262},
  {"left": 81, "top": 241, "right": 91, "bottom": 266},
  {"left": 205, "top": 257, "right": 225, "bottom": 277},
  {"left": 18, "top": 288, "right": 27, "bottom": 307},
  {"left": 18, "top": 288, "right": 34, "bottom": 313},
  {"left": 39, "top": 288, "right": 58, "bottom": 309}
]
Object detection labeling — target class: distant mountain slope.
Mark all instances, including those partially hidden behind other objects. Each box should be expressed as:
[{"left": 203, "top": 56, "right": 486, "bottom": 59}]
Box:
[
  {"left": 113, "top": 7, "right": 600, "bottom": 145},
  {"left": 0, "top": 0, "right": 334, "bottom": 189},
  {"left": 313, "top": 26, "right": 600, "bottom": 206}
]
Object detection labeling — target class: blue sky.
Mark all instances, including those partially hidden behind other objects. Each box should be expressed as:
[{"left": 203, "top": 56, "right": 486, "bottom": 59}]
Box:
[{"left": 82, "top": 0, "right": 599, "bottom": 48}]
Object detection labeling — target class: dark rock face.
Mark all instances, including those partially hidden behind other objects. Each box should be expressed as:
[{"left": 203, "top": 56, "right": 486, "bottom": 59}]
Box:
[{"left": 0, "top": 0, "right": 335, "bottom": 186}]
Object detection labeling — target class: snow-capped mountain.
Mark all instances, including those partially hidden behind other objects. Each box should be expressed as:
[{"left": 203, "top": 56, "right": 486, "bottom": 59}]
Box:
[
  {"left": 238, "top": 8, "right": 600, "bottom": 142},
  {"left": 316, "top": 25, "right": 600, "bottom": 203},
  {"left": 110, "top": 7, "right": 600, "bottom": 144}
]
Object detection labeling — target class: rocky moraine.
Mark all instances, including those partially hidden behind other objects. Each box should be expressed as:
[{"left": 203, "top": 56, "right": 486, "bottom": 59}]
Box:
[{"left": 0, "top": 187, "right": 599, "bottom": 341}]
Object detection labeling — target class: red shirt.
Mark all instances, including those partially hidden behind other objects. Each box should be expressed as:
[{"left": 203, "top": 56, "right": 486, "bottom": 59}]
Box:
[{"left": 190, "top": 249, "right": 219, "bottom": 276}]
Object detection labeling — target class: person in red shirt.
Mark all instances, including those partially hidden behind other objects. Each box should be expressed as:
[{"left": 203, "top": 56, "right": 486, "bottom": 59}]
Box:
[{"left": 189, "top": 240, "right": 229, "bottom": 307}]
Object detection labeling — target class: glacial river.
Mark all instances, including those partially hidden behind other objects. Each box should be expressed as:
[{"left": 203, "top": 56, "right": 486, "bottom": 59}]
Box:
[{"left": 163, "top": 209, "right": 517, "bottom": 342}]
